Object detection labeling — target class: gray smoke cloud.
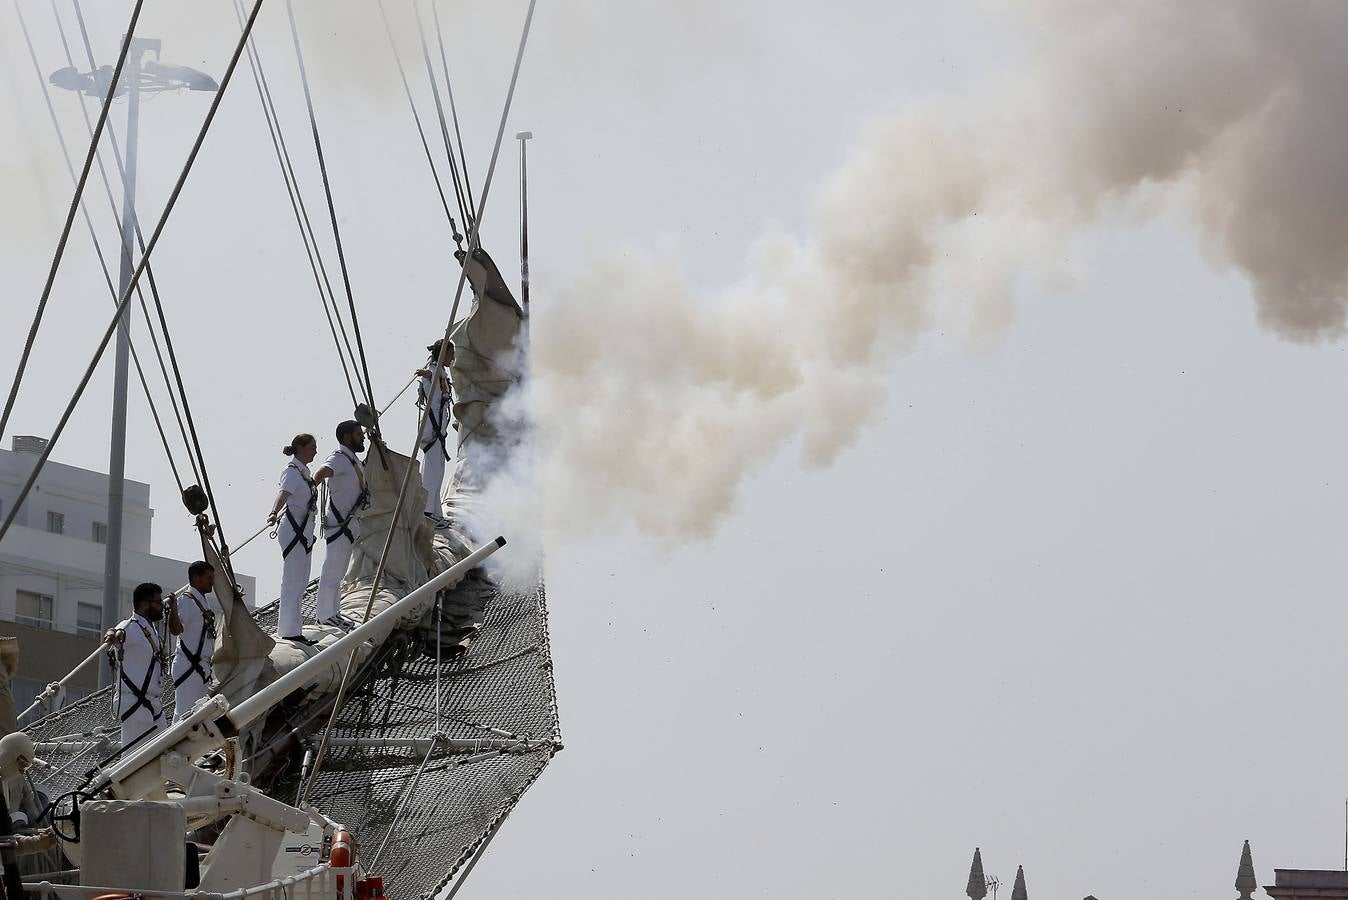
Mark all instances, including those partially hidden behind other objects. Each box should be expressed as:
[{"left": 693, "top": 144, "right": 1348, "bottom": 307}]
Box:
[{"left": 525, "top": 0, "right": 1348, "bottom": 541}]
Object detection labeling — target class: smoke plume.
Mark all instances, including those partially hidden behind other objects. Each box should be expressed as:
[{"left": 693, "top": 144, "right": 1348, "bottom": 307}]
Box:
[{"left": 526, "top": 0, "right": 1348, "bottom": 541}]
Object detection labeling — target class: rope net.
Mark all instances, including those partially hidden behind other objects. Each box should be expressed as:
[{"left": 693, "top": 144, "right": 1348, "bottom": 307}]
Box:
[{"left": 22, "top": 569, "right": 560, "bottom": 900}]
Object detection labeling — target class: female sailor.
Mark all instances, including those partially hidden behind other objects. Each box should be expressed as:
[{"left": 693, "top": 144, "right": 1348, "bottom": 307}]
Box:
[{"left": 267, "top": 433, "right": 319, "bottom": 644}]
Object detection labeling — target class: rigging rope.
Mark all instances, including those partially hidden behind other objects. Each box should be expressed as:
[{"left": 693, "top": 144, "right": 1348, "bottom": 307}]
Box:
[
  {"left": 0, "top": 0, "right": 270, "bottom": 552},
  {"left": 65, "top": 0, "right": 209, "bottom": 490},
  {"left": 428, "top": 0, "right": 477, "bottom": 222},
  {"left": 302, "top": 0, "right": 540, "bottom": 806},
  {"left": 61, "top": 0, "right": 203, "bottom": 489},
  {"left": 283, "top": 0, "right": 379, "bottom": 420},
  {"left": 232, "top": 0, "right": 361, "bottom": 409},
  {"left": 411, "top": 1, "right": 472, "bottom": 234},
  {"left": 0, "top": 0, "right": 147, "bottom": 442},
  {"left": 375, "top": 0, "right": 464, "bottom": 248},
  {"left": 68, "top": 0, "right": 233, "bottom": 557},
  {"left": 10, "top": 0, "right": 187, "bottom": 496}
]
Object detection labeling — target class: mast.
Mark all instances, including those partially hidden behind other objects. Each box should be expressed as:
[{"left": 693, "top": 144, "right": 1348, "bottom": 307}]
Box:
[{"left": 515, "top": 131, "right": 532, "bottom": 316}]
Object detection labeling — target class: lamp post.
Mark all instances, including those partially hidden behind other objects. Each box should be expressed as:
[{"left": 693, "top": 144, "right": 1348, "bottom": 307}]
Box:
[{"left": 49, "top": 39, "right": 218, "bottom": 684}]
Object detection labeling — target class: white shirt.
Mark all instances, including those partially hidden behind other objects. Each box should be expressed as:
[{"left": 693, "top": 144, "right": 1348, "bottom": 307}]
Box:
[
  {"left": 117, "top": 612, "right": 163, "bottom": 710},
  {"left": 278, "top": 460, "right": 316, "bottom": 531},
  {"left": 322, "top": 446, "right": 366, "bottom": 524},
  {"left": 172, "top": 586, "right": 218, "bottom": 680}
]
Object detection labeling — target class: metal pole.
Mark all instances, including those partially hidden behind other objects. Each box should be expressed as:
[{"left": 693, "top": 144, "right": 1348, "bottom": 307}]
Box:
[
  {"left": 515, "top": 131, "right": 531, "bottom": 314},
  {"left": 100, "top": 39, "right": 154, "bottom": 684}
]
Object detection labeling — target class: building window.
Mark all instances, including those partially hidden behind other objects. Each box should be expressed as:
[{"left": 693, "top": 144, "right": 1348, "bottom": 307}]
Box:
[
  {"left": 46, "top": 511, "right": 64, "bottom": 535},
  {"left": 15, "top": 591, "right": 54, "bottom": 630},
  {"left": 77, "top": 602, "right": 103, "bottom": 639},
  {"left": 92, "top": 522, "right": 108, "bottom": 544}
]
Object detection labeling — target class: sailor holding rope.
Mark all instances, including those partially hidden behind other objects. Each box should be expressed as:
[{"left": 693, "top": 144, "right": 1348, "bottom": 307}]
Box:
[
  {"left": 314, "top": 420, "right": 368, "bottom": 629},
  {"left": 268, "top": 433, "right": 319, "bottom": 643},
  {"left": 418, "top": 339, "right": 455, "bottom": 527},
  {"left": 171, "top": 561, "right": 220, "bottom": 723},
  {"left": 105, "top": 583, "right": 180, "bottom": 751}
]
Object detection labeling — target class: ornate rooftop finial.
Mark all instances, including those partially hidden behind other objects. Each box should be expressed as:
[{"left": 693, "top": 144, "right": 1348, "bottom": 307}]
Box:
[
  {"left": 1011, "top": 865, "right": 1028, "bottom": 900},
  {"left": 1235, "top": 840, "right": 1258, "bottom": 899},
  {"left": 967, "top": 848, "right": 988, "bottom": 900}
]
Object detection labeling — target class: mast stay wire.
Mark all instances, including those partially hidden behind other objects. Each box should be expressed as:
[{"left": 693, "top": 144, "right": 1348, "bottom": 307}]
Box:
[
  {"left": 282, "top": 0, "right": 379, "bottom": 422},
  {"left": 410, "top": 1, "right": 472, "bottom": 235},
  {"left": 50, "top": 0, "right": 205, "bottom": 490},
  {"left": 0, "top": 0, "right": 148, "bottom": 443},
  {"left": 68, "top": 0, "right": 231, "bottom": 549},
  {"left": 231, "top": 0, "right": 361, "bottom": 410},
  {"left": 429, "top": 0, "right": 476, "bottom": 223},
  {"left": 302, "top": 0, "right": 539, "bottom": 807},
  {"left": 8, "top": 0, "right": 187, "bottom": 495},
  {"left": 0, "top": 0, "right": 271, "bottom": 553},
  {"left": 375, "top": 0, "right": 464, "bottom": 248}
]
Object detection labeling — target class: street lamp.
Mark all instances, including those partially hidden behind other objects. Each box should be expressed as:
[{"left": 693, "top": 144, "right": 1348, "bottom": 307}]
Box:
[{"left": 49, "top": 38, "right": 217, "bottom": 684}]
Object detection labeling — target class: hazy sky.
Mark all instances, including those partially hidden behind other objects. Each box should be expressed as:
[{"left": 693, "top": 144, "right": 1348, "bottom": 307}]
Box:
[{"left": 2, "top": 2, "right": 1346, "bottom": 898}]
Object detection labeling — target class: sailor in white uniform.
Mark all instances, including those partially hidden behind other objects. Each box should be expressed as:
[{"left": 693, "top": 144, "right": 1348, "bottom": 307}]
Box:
[
  {"left": 171, "top": 561, "right": 220, "bottom": 723},
  {"left": 268, "top": 433, "right": 319, "bottom": 642},
  {"left": 417, "top": 340, "right": 454, "bottom": 525},
  {"left": 107, "top": 583, "right": 177, "bottom": 751},
  {"left": 314, "top": 420, "right": 368, "bottom": 628}
]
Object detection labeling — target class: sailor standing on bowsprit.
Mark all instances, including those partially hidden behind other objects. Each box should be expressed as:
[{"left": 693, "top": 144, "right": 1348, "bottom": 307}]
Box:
[
  {"left": 171, "top": 560, "right": 220, "bottom": 723},
  {"left": 267, "top": 433, "right": 319, "bottom": 644},
  {"left": 314, "top": 420, "right": 368, "bottom": 630},
  {"left": 105, "top": 582, "right": 181, "bottom": 751},
  {"left": 418, "top": 339, "right": 455, "bottom": 527}
]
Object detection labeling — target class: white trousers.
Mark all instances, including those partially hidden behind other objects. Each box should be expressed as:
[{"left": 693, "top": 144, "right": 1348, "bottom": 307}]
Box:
[
  {"left": 120, "top": 705, "right": 164, "bottom": 751},
  {"left": 316, "top": 520, "right": 360, "bottom": 621},
  {"left": 173, "top": 672, "right": 209, "bottom": 724},
  {"left": 422, "top": 443, "right": 447, "bottom": 519},
  {"left": 277, "top": 521, "right": 314, "bottom": 637}
]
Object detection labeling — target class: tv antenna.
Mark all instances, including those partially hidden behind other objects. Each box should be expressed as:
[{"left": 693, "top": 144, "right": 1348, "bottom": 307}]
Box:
[{"left": 985, "top": 876, "right": 1002, "bottom": 900}]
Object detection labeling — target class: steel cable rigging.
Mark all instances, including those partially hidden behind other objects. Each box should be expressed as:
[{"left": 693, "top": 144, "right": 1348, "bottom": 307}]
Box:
[
  {"left": 282, "top": 0, "right": 379, "bottom": 424},
  {"left": 0, "top": 0, "right": 148, "bottom": 442},
  {"left": 0, "top": 0, "right": 270, "bottom": 553},
  {"left": 8, "top": 0, "right": 187, "bottom": 495},
  {"left": 231, "top": 0, "right": 363, "bottom": 410}
]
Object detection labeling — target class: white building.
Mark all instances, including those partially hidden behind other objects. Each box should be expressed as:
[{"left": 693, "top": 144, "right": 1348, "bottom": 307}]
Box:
[{"left": 0, "top": 436, "right": 254, "bottom": 710}]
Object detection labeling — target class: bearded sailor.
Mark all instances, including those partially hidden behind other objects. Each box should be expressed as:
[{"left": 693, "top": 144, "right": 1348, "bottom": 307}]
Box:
[
  {"left": 314, "top": 420, "right": 367, "bottom": 629},
  {"left": 171, "top": 561, "right": 220, "bottom": 723},
  {"left": 417, "top": 339, "right": 455, "bottom": 526},
  {"left": 268, "top": 433, "right": 319, "bottom": 643},
  {"left": 106, "top": 582, "right": 180, "bottom": 751}
]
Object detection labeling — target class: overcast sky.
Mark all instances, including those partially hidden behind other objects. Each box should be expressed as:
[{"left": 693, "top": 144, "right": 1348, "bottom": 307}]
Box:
[{"left": 3, "top": 2, "right": 1347, "bottom": 898}]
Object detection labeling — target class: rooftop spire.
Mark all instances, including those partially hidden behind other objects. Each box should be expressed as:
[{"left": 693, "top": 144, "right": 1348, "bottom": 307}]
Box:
[
  {"left": 1011, "top": 865, "right": 1028, "bottom": 900},
  {"left": 967, "top": 848, "right": 988, "bottom": 900},
  {"left": 1235, "top": 840, "right": 1257, "bottom": 899}
]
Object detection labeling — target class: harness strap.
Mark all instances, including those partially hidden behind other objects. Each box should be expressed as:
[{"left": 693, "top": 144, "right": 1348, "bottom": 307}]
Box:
[
  {"left": 174, "top": 592, "right": 215, "bottom": 688},
  {"left": 418, "top": 368, "right": 452, "bottom": 461},
  {"left": 117, "top": 623, "right": 162, "bottom": 724},
  {"left": 173, "top": 626, "right": 210, "bottom": 688},
  {"left": 282, "top": 505, "right": 314, "bottom": 557},
  {"left": 325, "top": 494, "right": 365, "bottom": 545},
  {"left": 282, "top": 461, "right": 317, "bottom": 557}
]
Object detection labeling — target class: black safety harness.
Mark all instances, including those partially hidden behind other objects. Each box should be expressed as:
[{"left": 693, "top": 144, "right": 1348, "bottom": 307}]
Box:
[
  {"left": 324, "top": 448, "right": 369, "bottom": 546},
  {"left": 172, "top": 590, "right": 216, "bottom": 689},
  {"left": 281, "top": 461, "right": 318, "bottom": 559},
  {"left": 116, "top": 619, "right": 163, "bottom": 726},
  {"left": 417, "top": 360, "right": 453, "bottom": 462}
]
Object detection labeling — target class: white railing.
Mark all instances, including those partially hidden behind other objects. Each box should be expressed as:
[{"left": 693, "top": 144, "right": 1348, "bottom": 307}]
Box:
[{"left": 22, "top": 864, "right": 357, "bottom": 900}]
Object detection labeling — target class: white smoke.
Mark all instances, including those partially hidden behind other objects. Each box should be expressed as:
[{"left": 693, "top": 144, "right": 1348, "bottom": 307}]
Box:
[{"left": 523, "top": 0, "right": 1348, "bottom": 541}]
